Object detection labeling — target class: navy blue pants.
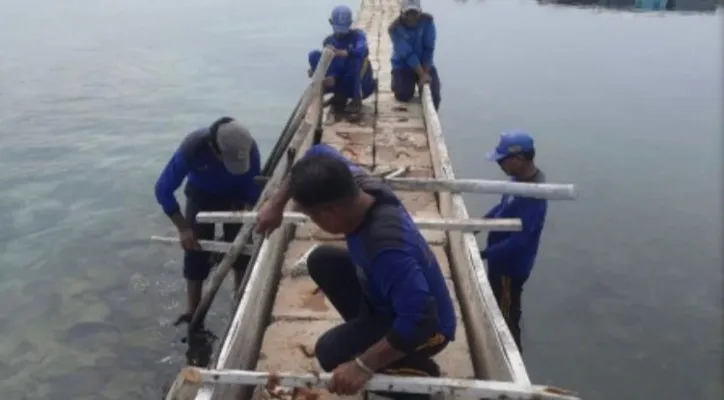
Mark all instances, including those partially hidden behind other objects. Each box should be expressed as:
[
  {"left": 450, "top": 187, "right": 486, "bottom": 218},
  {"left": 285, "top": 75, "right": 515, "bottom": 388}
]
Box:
[
  {"left": 183, "top": 193, "right": 250, "bottom": 281},
  {"left": 307, "top": 245, "right": 447, "bottom": 400},
  {"left": 308, "top": 50, "right": 376, "bottom": 102},
  {"left": 487, "top": 268, "right": 527, "bottom": 352},
  {"left": 391, "top": 67, "right": 441, "bottom": 110}
]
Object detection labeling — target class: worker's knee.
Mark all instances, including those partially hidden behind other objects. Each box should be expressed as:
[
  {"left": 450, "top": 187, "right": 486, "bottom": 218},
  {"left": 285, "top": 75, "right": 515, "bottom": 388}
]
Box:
[
  {"left": 393, "top": 83, "right": 415, "bottom": 102},
  {"left": 183, "top": 253, "right": 213, "bottom": 281},
  {"left": 314, "top": 327, "right": 348, "bottom": 372},
  {"left": 307, "top": 245, "right": 348, "bottom": 282},
  {"left": 391, "top": 69, "right": 416, "bottom": 102},
  {"left": 308, "top": 50, "right": 322, "bottom": 69}
]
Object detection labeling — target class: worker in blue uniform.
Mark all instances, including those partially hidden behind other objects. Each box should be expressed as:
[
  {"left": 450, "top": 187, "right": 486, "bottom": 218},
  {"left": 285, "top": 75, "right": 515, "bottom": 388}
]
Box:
[
  {"left": 256, "top": 144, "right": 455, "bottom": 399},
  {"left": 480, "top": 131, "right": 548, "bottom": 352},
  {"left": 388, "top": 0, "right": 441, "bottom": 110},
  {"left": 154, "top": 117, "right": 261, "bottom": 326},
  {"left": 308, "top": 5, "right": 376, "bottom": 118}
]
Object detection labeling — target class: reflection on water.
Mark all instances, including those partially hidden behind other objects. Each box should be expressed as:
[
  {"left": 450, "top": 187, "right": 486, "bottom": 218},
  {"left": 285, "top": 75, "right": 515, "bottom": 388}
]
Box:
[{"left": 537, "top": 0, "right": 719, "bottom": 11}]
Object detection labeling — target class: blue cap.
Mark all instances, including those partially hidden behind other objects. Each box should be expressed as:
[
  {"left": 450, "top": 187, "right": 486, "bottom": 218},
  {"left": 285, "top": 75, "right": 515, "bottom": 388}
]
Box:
[
  {"left": 485, "top": 131, "right": 535, "bottom": 162},
  {"left": 329, "top": 5, "right": 353, "bottom": 34}
]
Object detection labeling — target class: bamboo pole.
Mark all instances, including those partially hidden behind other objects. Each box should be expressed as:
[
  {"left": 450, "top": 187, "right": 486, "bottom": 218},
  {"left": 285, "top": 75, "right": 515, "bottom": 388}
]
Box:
[
  {"left": 250, "top": 175, "right": 576, "bottom": 200},
  {"left": 177, "top": 368, "right": 580, "bottom": 400},
  {"left": 195, "top": 211, "right": 522, "bottom": 232},
  {"left": 150, "top": 236, "right": 251, "bottom": 254}
]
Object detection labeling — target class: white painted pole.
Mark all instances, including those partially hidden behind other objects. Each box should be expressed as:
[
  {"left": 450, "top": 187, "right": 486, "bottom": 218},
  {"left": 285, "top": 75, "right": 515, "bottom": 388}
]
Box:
[
  {"left": 150, "top": 236, "right": 253, "bottom": 255},
  {"left": 195, "top": 211, "right": 521, "bottom": 232},
  {"left": 385, "top": 177, "right": 576, "bottom": 200},
  {"left": 178, "top": 368, "right": 579, "bottom": 400},
  {"left": 251, "top": 175, "right": 576, "bottom": 200}
]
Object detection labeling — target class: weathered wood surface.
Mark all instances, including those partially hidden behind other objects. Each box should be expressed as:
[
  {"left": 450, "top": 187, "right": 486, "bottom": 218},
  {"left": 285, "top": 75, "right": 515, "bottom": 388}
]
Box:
[{"left": 252, "top": 1, "right": 477, "bottom": 400}]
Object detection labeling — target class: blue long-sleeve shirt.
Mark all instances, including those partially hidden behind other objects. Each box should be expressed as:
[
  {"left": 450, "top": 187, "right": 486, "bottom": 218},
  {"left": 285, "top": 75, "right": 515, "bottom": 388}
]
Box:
[
  {"left": 388, "top": 14, "right": 436, "bottom": 70},
  {"left": 300, "top": 144, "right": 456, "bottom": 351},
  {"left": 323, "top": 29, "right": 369, "bottom": 59},
  {"left": 482, "top": 170, "right": 548, "bottom": 278},
  {"left": 154, "top": 128, "right": 262, "bottom": 217}
]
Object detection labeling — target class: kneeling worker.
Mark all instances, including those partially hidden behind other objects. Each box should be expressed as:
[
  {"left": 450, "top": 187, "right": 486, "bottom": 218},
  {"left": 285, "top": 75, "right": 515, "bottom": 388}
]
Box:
[
  {"left": 480, "top": 131, "right": 548, "bottom": 352},
  {"left": 308, "top": 5, "right": 376, "bottom": 118},
  {"left": 256, "top": 144, "right": 455, "bottom": 398},
  {"left": 389, "top": 0, "right": 441, "bottom": 110},
  {"left": 154, "top": 117, "right": 261, "bottom": 326}
]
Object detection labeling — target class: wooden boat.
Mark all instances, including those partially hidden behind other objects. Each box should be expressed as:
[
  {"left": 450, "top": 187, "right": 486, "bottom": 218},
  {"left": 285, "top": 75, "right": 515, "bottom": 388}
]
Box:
[{"left": 158, "top": 0, "right": 579, "bottom": 399}]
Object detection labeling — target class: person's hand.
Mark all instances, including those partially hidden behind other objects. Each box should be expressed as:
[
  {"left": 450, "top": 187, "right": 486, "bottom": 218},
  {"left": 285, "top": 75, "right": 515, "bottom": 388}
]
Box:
[
  {"left": 328, "top": 360, "right": 373, "bottom": 395},
  {"left": 178, "top": 228, "right": 200, "bottom": 251},
  {"left": 418, "top": 72, "right": 432, "bottom": 84},
  {"left": 255, "top": 200, "right": 284, "bottom": 235}
]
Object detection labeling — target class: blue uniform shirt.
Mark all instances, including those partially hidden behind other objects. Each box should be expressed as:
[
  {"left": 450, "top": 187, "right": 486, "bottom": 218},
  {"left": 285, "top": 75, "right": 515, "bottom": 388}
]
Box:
[
  {"left": 388, "top": 14, "right": 436, "bottom": 70},
  {"left": 302, "top": 144, "right": 456, "bottom": 350},
  {"left": 154, "top": 128, "right": 262, "bottom": 217},
  {"left": 482, "top": 170, "right": 548, "bottom": 278}
]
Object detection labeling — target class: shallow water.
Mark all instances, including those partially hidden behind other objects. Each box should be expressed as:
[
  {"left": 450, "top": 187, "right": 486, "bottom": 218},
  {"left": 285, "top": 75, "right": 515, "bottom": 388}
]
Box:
[{"left": 0, "top": 0, "right": 721, "bottom": 399}]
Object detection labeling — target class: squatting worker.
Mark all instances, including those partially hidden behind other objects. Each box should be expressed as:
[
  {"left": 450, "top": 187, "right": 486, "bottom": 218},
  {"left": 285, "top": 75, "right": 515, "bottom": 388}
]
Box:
[
  {"left": 256, "top": 144, "right": 455, "bottom": 398},
  {"left": 480, "top": 131, "right": 548, "bottom": 352},
  {"left": 154, "top": 117, "right": 261, "bottom": 326},
  {"left": 308, "top": 5, "right": 376, "bottom": 119}
]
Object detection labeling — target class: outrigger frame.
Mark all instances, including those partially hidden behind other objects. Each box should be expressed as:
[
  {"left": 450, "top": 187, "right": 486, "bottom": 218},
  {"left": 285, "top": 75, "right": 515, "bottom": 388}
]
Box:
[{"left": 176, "top": 367, "right": 580, "bottom": 400}]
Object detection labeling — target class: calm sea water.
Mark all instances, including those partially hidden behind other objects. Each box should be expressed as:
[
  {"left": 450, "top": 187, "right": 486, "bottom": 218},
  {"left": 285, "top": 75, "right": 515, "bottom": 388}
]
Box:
[{"left": 0, "top": 0, "right": 720, "bottom": 399}]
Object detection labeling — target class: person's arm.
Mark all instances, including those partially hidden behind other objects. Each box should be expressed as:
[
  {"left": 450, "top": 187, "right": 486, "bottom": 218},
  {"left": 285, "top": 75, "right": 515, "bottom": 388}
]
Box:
[
  {"left": 264, "top": 144, "right": 355, "bottom": 209},
  {"left": 154, "top": 151, "right": 191, "bottom": 231},
  {"left": 349, "top": 30, "right": 369, "bottom": 59},
  {"left": 481, "top": 199, "right": 547, "bottom": 263},
  {"left": 243, "top": 143, "right": 263, "bottom": 206},
  {"left": 389, "top": 24, "right": 425, "bottom": 77},
  {"left": 483, "top": 202, "right": 503, "bottom": 219},
  {"left": 357, "top": 250, "right": 438, "bottom": 371},
  {"left": 420, "top": 19, "right": 436, "bottom": 72}
]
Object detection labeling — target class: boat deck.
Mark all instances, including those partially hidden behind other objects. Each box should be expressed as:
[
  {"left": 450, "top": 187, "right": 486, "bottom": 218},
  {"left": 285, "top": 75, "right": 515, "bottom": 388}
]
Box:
[{"left": 253, "top": 0, "right": 475, "bottom": 398}]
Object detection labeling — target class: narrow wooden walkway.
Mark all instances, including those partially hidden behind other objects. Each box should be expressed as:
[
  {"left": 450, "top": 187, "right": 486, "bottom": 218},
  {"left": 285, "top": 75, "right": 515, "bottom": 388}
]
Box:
[{"left": 254, "top": 1, "right": 475, "bottom": 398}]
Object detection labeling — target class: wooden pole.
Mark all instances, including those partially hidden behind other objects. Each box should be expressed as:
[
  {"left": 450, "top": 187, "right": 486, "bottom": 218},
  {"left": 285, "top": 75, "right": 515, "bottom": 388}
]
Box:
[
  {"left": 250, "top": 175, "right": 576, "bottom": 200},
  {"left": 195, "top": 211, "right": 522, "bottom": 232},
  {"left": 150, "top": 235, "right": 251, "bottom": 254},
  {"left": 177, "top": 368, "right": 580, "bottom": 400}
]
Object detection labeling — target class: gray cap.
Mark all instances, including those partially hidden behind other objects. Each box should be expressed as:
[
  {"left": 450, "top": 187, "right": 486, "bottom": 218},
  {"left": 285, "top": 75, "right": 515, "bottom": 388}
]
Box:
[
  {"left": 401, "top": 0, "right": 422, "bottom": 12},
  {"left": 215, "top": 120, "right": 254, "bottom": 175}
]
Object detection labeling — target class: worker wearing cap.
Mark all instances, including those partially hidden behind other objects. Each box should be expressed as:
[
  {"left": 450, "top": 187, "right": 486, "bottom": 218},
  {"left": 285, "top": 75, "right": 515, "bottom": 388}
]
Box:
[
  {"left": 308, "top": 5, "right": 376, "bottom": 119},
  {"left": 256, "top": 143, "right": 455, "bottom": 398},
  {"left": 388, "top": 0, "right": 441, "bottom": 110},
  {"left": 154, "top": 117, "right": 262, "bottom": 326},
  {"left": 480, "top": 131, "right": 548, "bottom": 352}
]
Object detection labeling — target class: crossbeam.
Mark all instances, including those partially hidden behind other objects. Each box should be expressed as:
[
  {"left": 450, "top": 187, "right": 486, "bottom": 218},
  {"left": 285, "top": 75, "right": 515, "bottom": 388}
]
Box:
[
  {"left": 195, "top": 211, "right": 522, "bottom": 232},
  {"left": 150, "top": 236, "right": 253, "bottom": 254},
  {"left": 178, "top": 368, "right": 579, "bottom": 400},
  {"left": 251, "top": 175, "right": 576, "bottom": 200}
]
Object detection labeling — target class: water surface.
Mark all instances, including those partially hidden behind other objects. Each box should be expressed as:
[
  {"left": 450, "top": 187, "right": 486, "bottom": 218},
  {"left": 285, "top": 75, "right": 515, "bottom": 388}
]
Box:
[{"left": 0, "top": 0, "right": 720, "bottom": 399}]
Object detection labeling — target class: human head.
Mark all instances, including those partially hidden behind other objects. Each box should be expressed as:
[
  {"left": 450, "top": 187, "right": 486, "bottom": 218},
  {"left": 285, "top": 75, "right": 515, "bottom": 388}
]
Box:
[
  {"left": 400, "top": 0, "right": 422, "bottom": 26},
  {"left": 329, "top": 5, "right": 353, "bottom": 35},
  {"left": 208, "top": 117, "right": 255, "bottom": 175},
  {"left": 289, "top": 155, "right": 362, "bottom": 234},
  {"left": 485, "top": 131, "right": 536, "bottom": 177}
]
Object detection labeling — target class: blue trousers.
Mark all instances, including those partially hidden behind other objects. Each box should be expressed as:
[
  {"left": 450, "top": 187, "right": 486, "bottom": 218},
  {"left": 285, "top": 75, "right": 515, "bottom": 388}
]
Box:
[
  {"left": 392, "top": 66, "right": 441, "bottom": 110},
  {"left": 308, "top": 50, "right": 375, "bottom": 101}
]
